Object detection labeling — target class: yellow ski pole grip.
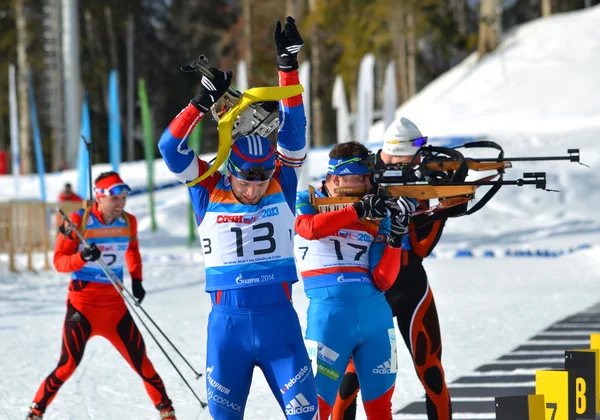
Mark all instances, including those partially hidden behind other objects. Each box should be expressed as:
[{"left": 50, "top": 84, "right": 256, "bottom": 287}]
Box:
[{"left": 185, "top": 84, "right": 305, "bottom": 187}]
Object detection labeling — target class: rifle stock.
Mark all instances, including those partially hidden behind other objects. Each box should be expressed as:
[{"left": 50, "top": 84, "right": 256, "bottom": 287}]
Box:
[
  {"left": 308, "top": 184, "right": 477, "bottom": 213},
  {"left": 383, "top": 185, "right": 476, "bottom": 199},
  {"left": 426, "top": 160, "right": 513, "bottom": 172}
]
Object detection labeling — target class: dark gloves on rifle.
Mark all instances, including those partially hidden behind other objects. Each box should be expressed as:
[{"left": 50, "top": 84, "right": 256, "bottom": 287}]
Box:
[
  {"left": 132, "top": 279, "right": 146, "bottom": 304},
  {"left": 80, "top": 243, "right": 101, "bottom": 262},
  {"left": 353, "top": 194, "right": 388, "bottom": 220},
  {"left": 274, "top": 16, "right": 304, "bottom": 72},
  {"left": 388, "top": 197, "right": 417, "bottom": 248},
  {"left": 191, "top": 68, "right": 233, "bottom": 113}
]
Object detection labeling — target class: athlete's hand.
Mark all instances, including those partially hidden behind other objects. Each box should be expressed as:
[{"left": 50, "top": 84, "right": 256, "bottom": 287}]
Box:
[
  {"left": 353, "top": 194, "right": 388, "bottom": 219},
  {"left": 388, "top": 197, "right": 415, "bottom": 247},
  {"left": 389, "top": 196, "right": 418, "bottom": 215},
  {"left": 132, "top": 279, "right": 146, "bottom": 304},
  {"left": 190, "top": 68, "right": 233, "bottom": 113},
  {"left": 274, "top": 16, "right": 304, "bottom": 72},
  {"left": 80, "top": 243, "right": 101, "bottom": 262}
]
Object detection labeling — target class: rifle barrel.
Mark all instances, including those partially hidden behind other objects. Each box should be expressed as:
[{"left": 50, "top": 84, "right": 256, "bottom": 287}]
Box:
[{"left": 472, "top": 149, "right": 579, "bottom": 163}]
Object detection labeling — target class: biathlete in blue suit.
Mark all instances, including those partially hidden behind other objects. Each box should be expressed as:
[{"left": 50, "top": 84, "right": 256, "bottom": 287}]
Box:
[
  {"left": 158, "top": 16, "right": 318, "bottom": 420},
  {"left": 294, "top": 141, "right": 414, "bottom": 420}
]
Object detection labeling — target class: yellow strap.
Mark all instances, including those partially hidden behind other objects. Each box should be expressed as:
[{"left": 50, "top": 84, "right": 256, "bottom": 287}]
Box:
[
  {"left": 122, "top": 212, "right": 132, "bottom": 237},
  {"left": 79, "top": 206, "right": 93, "bottom": 236},
  {"left": 185, "top": 84, "right": 305, "bottom": 188}
]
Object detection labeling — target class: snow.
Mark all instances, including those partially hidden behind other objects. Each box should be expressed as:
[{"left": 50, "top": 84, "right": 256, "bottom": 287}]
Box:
[{"left": 2, "top": 5, "right": 600, "bottom": 419}]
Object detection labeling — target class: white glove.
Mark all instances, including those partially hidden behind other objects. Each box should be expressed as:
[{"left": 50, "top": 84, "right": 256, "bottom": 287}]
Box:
[
  {"left": 395, "top": 197, "right": 417, "bottom": 216},
  {"left": 388, "top": 197, "right": 417, "bottom": 247}
]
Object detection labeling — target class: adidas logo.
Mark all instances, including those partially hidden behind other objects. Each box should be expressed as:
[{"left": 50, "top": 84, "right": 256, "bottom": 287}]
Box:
[
  {"left": 285, "top": 393, "right": 315, "bottom": 415},
  {"left": 373, "top": 360, "right": 395, "bottom": 374},
  {"left": 69, "top": 311, "right": 82, "bottom": 322}
]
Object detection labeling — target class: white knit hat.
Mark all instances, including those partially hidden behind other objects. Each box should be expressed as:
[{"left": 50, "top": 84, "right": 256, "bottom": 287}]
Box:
[{"left": 382, "top": 117, "right": 424, "bottom": 156}]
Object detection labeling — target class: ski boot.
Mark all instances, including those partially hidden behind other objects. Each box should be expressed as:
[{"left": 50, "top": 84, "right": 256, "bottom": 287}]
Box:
[
  {"left": 25, "top": 407, "right": 43, "bottom": 420},
  {"left": 157, "top": 402, "right": 177, "bottom": 420}
]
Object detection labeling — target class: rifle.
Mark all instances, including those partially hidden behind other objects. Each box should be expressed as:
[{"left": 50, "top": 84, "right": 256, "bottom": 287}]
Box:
[
  {"left": 423, "top": 146, "right": 580, "bottom": 172},
  {"left": 180, "top": 55, "right": 304, "bottom": 185},
  {"left": 309, "top": 141, "right": 582, "bottom": 217}
]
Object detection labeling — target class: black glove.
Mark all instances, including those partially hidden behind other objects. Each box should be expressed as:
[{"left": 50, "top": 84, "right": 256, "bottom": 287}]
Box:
[
  {"left": 353, "top": 194, "right": 388, "bottom": 219},
  {"left": 274, "top": 16, "right": 304, "bottom": 72},
  {"left": 388, "top": 197, "right": 417, "bottom": 248},
  {"left": 80, "top": 243, "right": 101, "bottom": 262},
  {"left": 132, "top": 279, "right": 146, "bottom": 304},
  {"left": 190, "top": 68, "right": 233, "bottom": 113}
]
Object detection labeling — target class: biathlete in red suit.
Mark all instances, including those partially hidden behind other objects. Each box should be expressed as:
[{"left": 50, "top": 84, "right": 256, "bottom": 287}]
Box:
[{"left": 26, "top": 172, "right": 177, "bottom": 420}]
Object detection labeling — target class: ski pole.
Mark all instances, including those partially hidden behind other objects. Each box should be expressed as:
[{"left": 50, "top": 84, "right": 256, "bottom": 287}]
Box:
[
  {"left": 81, "top": 134, "right": 93, "bottom": 203},
  {"left": 58, "top": 209, "right": 207, "bottom": 408},
  {"left": 58, "top": 208, "right": 203, "bottom": 378}
]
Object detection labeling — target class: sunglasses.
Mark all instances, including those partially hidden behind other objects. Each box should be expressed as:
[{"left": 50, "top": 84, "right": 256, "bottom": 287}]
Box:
[
  {"left": 229, "top": 160, "right": 275, "bottom": 181},
  {"left": 330, "top": 157, "right": 362, "bottom": 171},
  {"left": 94, "top": 184, "right": 132, "bottom": 196},
  {"left": 329, "top": 155, "right": 373, "bottom": 171},
  {"left": 387, "top": 136, "right": 428, "bottom": 147}
]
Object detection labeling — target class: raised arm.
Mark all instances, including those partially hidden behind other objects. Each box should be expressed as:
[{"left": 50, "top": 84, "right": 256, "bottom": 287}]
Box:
[
  {"left": 272, "top": 17, "right": 307, "bottom": 210},
  {"left": 294, "top": 191, "right": 362, "bottom": 240},
  {"left": 158, "top": 68, "right": 232, "bottom": 185}
]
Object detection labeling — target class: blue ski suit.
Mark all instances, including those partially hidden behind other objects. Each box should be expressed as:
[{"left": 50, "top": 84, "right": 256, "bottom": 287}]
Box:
[
  {"left": 294, "top": 187, "right": 401, "bottom": 419},
  {"left": 158, "top": 69, "right": 318, "bottom": 420}
]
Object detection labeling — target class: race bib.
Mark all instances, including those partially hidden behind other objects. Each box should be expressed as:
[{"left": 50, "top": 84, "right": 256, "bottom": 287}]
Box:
[
  {"left": 295, "top": 228, "right": 373, "bottom": 273},
  {"left": 200, "top": 202, "right": 294, "bottom": 268}
]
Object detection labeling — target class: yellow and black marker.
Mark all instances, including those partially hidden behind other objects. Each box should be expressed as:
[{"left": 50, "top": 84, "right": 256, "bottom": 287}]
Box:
[
  {"left": 536, "top": 369, "right": 570, "bottom": 420},
  {"left": 565, "top": 349, "right": 598, "bottom": 419},
  {"left": 495, "top": 394, "right": 545, "bottom": 420}
]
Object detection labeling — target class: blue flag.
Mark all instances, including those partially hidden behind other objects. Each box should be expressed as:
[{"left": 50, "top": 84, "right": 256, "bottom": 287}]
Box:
[
  {"left": 108, "top": 70, "right": 122, "bottom": 172},
  {"left": 28, "top": 71, "right": 46, "bottom": 202},
  {"left": 77, "top": 93, "right": 91, "bottom": 200}
]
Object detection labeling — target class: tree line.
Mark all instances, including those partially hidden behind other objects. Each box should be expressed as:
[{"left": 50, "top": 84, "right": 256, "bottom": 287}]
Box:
[{"left": 0, "top": 0, "right": 596, "bottom": 173}]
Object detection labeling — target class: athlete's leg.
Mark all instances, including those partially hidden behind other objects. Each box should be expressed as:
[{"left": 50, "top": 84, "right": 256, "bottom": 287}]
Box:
[
  {"left": 390, "top": 265, "right": 452, "bottom": 420},
  {"left": 331, "top": 358, "right": 358, "bottom": 420},
  {"left": 256, "top": 301, "right": 318, "bottom": 420},
  {"left": 352, "top": 299, "right": 396, "bottom": 420},
  {"left": 305, "top": 300, "right": 354, "bottom": 420},
  {"left": 30, "top": 300, "right": 92, "bottom": 414},
  {"left": 103, "top": 305, "right": 172, "bottom": 410},
  {"left": 205, "top": 305, "right": 256, "bottom": 420}
]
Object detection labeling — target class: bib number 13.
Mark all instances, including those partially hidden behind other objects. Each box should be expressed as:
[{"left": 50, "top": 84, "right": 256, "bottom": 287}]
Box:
[{"left": 231, "top": 222, "right": 276, "bottom": 257}]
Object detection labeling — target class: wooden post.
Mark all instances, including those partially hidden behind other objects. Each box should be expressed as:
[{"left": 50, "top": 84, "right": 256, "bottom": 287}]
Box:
[
  {"left": 308, "top": 0, "right": 325, "bottom": 146},
  {"left": 26, "top": 203, "right": 33, "bottom": 270},
  {"left": 15, "top": 0, "right": 33, "bottom": 174},
  {"left": 41, "top": 202, "right": 50, "bottom": 270},
  {"left": 242, "top": 0, "right": 253, "bottom": 85},
  {"left": 542, "top": 0, "right": 552, "bottom": 17},
  {"left": 391, "top": 0, "right": 408, "bottom": 104},
  {"left": 406, "top": 8, "right": 416, "bottom": 99},
  {"left": 478, "top": 0, "right": 500, "bottom": 58}
]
